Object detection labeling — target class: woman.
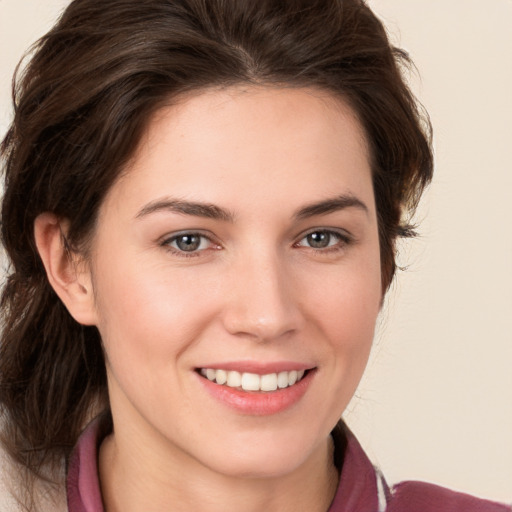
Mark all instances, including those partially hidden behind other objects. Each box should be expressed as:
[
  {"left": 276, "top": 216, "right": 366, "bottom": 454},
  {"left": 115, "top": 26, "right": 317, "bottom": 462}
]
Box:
[{"left": 0, "top": 0, "right": 509, "bottom": 511}]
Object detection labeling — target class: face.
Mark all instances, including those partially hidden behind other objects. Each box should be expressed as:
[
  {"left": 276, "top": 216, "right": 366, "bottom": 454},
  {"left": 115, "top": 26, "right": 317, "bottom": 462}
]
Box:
[{"left": 88, "top": 86, "right": 382, "bottom": 478}]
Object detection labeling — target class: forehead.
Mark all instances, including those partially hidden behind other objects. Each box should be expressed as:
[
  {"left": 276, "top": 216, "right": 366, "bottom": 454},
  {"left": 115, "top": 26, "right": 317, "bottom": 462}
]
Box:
[{"left": 102, "top": 85, "right": 374, "bottom": 219}]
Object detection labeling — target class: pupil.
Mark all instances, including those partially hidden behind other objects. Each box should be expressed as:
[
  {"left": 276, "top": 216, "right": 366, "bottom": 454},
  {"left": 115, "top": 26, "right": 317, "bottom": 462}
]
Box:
[
  {"left": 176, "top": 235, "right": 200, "bottom": 251},
  {"left": 307, "top": 232, "right": 329, "bottom": 248}
]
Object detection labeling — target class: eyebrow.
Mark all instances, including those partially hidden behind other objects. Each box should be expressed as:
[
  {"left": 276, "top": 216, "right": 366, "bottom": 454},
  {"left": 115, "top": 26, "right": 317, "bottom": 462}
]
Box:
[
  {"left": 294, "top": 194, "right": 369, "bottom": 220},
  {"left": 135, "top": 193, "right": 368, "bottom": 222},
  {"left": 136, "top": 198, "right": 235, "bottom": 222}
]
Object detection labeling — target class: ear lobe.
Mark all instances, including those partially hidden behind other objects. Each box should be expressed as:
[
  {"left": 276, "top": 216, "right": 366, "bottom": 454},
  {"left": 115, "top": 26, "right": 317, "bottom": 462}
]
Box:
[{"left": 34, "top": 213, "right": 98, "bottom": 326}]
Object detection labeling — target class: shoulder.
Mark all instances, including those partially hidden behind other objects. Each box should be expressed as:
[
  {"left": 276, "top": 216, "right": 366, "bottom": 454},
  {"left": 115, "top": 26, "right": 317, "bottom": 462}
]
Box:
[
  {"left": 330, "top": 422, "right": 511, "bottom": 512},
  {"left": 387, "top": 480, "right": 512, "bottom": 512}
]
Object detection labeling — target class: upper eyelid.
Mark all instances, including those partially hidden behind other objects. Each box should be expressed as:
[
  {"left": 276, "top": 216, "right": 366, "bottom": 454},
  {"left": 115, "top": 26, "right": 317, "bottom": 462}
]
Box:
[
  {"left": 160, "top": 232, "right": 220, "bottom": 258},
  {"left": 160, "top": 230, "right": 217, "bottom": 244},
  {"left": 296, "top": 227, "right": 353, "bottom": 241},
  {"left": 292, "top": 229, "right": 353, "bottom": 254}
]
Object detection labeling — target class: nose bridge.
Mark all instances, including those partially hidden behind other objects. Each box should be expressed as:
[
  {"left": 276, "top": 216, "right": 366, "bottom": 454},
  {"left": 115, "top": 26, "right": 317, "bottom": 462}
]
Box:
[{"left": 222, "top": 245, "right": 299, "bottom": 341}]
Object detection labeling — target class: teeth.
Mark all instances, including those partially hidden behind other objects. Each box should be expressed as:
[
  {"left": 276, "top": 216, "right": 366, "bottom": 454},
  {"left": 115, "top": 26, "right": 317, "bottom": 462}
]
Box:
[
  {"left": 227, "top": 371, "right": 241, "bottom": 388},
  {"left": 216, "top": 369, "right": 227, "bottom": 385},
  {"left": 200, "top": 368, "right": 307, "bottom": 391},
  {"left": 260, "top": 373, "right": 278, "bottom": 391},
  {"left": 277, "top": 371, "right": 289, "bottom": 389},
  {"left": 241, "top": 372, "right": 260, "bottom": 391}
]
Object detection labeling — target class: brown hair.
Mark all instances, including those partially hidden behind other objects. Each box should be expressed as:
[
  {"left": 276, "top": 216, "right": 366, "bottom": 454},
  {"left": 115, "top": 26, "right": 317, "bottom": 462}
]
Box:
[{"left": 0, "top": 0, "right": 432, "bottom": 499}]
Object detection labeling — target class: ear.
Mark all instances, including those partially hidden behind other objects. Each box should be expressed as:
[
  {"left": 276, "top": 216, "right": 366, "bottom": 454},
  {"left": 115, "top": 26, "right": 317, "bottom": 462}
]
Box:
[{"left": 34, "top": 213, "right": 98, "bottom": 326}]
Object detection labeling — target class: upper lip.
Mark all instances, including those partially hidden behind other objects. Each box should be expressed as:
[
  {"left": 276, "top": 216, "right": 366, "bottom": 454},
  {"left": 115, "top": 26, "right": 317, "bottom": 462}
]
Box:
[{"left": 195, "top": 361, "right": 315, "bottom": 374}]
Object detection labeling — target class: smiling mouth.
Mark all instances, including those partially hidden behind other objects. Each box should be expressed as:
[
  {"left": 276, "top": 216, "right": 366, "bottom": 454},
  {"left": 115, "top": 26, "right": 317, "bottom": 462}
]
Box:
[{"left": 198, "top": 368, "right": 309, "bottom": 392}]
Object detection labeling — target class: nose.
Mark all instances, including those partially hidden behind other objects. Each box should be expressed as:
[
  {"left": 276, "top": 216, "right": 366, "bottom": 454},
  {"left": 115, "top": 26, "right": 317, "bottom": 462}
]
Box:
[{"left": 221, "top": 250, "right": 302, "bottom": 342}]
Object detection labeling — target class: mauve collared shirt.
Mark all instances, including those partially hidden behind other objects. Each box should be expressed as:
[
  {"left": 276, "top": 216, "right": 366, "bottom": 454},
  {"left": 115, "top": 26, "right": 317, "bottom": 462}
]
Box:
[{"left": 66, "top": 417, "right": 511, "bottom": 512}]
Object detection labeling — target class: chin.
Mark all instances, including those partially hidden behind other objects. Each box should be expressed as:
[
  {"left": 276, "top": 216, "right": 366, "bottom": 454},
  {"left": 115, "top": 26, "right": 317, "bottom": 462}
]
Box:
[
  {"left": 192, "top": 426, "right": 329, "bottom": 479},
  {"left": 206, "top": 450, "right": 308, "bottom": 479}
]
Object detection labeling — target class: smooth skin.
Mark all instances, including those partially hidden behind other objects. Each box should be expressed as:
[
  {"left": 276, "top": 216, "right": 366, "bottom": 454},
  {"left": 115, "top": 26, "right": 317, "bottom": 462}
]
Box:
[{"left": 35, "top": 86, "right": 382, "bottom": 512}]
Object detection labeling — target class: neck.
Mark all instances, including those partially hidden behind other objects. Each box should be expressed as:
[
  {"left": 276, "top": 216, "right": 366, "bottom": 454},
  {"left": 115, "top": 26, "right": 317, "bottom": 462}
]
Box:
[{"left": 99, "top": 429, "right": 339, "bottom": 512}]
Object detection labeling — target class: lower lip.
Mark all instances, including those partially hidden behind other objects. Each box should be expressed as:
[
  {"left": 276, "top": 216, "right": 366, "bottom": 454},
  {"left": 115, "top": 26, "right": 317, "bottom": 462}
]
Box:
[{"left": 197, "top": 370, "right": 315, "bottom": 416}]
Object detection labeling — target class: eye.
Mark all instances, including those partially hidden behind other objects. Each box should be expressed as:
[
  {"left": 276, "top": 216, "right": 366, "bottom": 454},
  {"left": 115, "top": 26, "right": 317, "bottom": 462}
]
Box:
[
  {"left": 163, "top": 232, "right": 215, "bottom": 254},
  {"left": 296, "top": 229, "right": 349, "bottom": 250}
]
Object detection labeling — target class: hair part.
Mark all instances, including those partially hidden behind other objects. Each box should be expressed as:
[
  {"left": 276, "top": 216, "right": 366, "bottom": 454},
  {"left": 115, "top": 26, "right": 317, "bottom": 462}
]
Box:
[{"left": 0, "top": 0, "right": 433, "bottom": 501}]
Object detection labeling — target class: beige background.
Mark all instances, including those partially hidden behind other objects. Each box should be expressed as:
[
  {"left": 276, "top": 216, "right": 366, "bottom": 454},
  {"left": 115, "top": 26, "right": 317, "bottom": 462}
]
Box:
[{"left": 1, "top": 0, "right": 511, "bottom": 504}]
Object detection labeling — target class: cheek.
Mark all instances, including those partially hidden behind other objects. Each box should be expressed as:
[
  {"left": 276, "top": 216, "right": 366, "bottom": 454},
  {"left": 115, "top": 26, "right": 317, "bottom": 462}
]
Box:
[
  {"left": 305, "top": 254, "right": 381, "bottom": 382},
  {"left": 308, "top": 257, "right": 381, "bottom": 338},
  {"left": 91, "top": 253, "right": 220, "bottom": 366}
]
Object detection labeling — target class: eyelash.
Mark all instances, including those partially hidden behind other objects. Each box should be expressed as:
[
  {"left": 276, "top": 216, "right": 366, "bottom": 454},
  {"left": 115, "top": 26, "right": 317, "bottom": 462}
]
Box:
[
  {"left": 294, "top": 229, "right": 352, "bottom": 254},
  {"left": 161, "top": 229, "right": 352, "bottom": 258},
  {"left": 161, "top": 231, "right": 219, "bottom": 258}
]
